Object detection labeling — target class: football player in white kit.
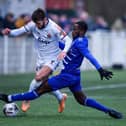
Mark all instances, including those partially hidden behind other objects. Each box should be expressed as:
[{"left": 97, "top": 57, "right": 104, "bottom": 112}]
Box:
[{"left": 2, "top": 8, "right": 72, "bottom": 113}]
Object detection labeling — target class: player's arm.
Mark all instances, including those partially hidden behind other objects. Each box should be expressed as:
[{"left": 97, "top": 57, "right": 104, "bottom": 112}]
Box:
[
  {"left": 53, "top": 22, "right": 72, "bottom": 60},
  {"left": 77, "top": 38, "right": 113, "bottom": 80},
  {"left": 61, "top": 35, "right": 72, "bottom": 53},
  {"left": 2, "top": 21, "right": 34, "bottom": 36},
  {"left": 2, "top": 26, "right": 27, "bottom": 36},
  {"left": 58, "top": 35, "right": 72, "bottom": 60},
  {"left": 59, "top": 41, "right": 65, "bottom": 50}
]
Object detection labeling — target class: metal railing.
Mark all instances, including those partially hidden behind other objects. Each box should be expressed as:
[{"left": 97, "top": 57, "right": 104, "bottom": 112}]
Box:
[
  {"left": 0, "top": 30, "right": 126, "bottom": 74},
  {"left": 0, "top": 36, "right": 36, "bottom": 74}
]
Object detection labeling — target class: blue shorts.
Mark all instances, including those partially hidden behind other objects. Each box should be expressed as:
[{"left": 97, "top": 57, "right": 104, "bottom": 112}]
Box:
[{"left": 48, "top": 72, "right": 82, "bottom": 92}]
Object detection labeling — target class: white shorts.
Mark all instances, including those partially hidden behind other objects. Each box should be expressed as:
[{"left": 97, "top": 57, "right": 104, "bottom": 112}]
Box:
[{"left": 36, "top": 59, "right": 64, "bottom": 73}]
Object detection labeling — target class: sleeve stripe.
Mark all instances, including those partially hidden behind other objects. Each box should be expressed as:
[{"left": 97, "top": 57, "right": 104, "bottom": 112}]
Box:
[
  {"left": 61, "top": 34, "right": 67, "bottom": 40},
  {"left": 24, "top": 26, "right": 29, "bottom": 32}
]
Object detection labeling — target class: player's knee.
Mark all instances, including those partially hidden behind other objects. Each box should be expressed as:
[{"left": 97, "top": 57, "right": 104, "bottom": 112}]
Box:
[
  {"left": 35, "top": 75, "right": 41, "bottom": 81},
  {"left": 75, "top": 96, "right": 87, "bottom": 105},
  {"left": 35, "top": 81, "right": 52, "bottom": 95},
  {"left": 35, "top": 74, "right": 45, "bottom": 81},
  {"left": 73, "top": 92, "right": 87, "bottom": 105}
]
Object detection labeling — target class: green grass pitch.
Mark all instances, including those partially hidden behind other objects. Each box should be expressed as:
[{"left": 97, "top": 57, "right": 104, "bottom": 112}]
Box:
[{"left": 0, "top": 69, "right": 126, "bottom": 126}]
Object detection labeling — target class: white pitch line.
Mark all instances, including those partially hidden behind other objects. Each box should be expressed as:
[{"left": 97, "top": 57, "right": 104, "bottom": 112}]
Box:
[
  {"left": 84, "top": 83, "right": 126, "bottom": 91},
  {"left": 66, "top": 95, "right": 126, "bottom": 100},
  {"left": 58, "top": 83, "right": 126, "bottom": 99},
  {"left": 45, "top": 83, "right": 126, "bottom": 100},
  {"left": 62, "top": 83, "right": 126, "bottom": 92},
  {"left": 45, "top": 83, "right": 126, "bottom": 99}
]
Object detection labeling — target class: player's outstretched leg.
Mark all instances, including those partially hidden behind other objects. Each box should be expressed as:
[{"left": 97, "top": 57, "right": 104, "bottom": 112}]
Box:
[
  {"left": 85, "top": 98, "right": 123, "bottom": 119},
  {"left": 0, "top": 91, "right": 40, "bottom": 103},
  {"left": 72, "top": 91, "right": 123, "bottom": 119}
]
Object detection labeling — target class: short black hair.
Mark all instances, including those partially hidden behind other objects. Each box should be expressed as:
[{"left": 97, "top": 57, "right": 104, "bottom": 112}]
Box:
[
  {"left": 32, "top": 8, "right": 46, "bottom": 22},
  {"left": 75, "top": 21, "right": 88, "bottom": 33}
]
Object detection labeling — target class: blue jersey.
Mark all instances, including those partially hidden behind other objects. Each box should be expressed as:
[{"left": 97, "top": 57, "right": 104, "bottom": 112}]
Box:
[
  {"left": 60, "top": 36, "right": 101, "bottom": 74},
  {"left": 48, "top": 37, "right": 102, "bottom": 92}
]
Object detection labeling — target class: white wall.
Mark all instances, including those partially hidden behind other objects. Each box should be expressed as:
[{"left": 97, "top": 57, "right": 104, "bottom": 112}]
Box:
[
  {"left": 8, "top": 0, "right": 45, "bottom": 17},
  {"left": 0, "top": 0, "right": 8, "bottom": 16}
]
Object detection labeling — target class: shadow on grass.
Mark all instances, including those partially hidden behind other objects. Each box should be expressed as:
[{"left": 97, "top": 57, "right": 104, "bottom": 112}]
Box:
[
  {"left": 0, "top": 112, "right": 125, "bottom": 121},
  {"left": 0, "top": 113, "right": 111, "bottom": 121}
]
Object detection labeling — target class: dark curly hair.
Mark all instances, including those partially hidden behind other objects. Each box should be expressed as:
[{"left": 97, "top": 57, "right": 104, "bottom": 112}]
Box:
[
  {"left": 75, "top": 21, "right": 88, "bottom": 33},
  {"left": 32, "top": 8, "right": 46, "bottom": 23}
]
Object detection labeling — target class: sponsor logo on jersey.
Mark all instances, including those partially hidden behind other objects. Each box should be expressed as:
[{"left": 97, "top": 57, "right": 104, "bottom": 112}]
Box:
[{"left": 38, "top": 37, "right": 51, "bottom": 44}]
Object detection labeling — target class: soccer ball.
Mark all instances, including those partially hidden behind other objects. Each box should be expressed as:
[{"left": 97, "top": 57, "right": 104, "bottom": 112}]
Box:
[{"left": 3, "top": 103, "right": 19, "bottom": 117}]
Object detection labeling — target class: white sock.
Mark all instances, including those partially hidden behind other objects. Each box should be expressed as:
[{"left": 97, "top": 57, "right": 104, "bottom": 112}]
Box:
[
  {"left": 29, "top": 79, "right": 63, "bottom": 102},
  {"left": 51, "top": 90, "right": 63, "bottom": 102},
  {"left": 8, "top": 95, "right": 12, "bottom": 102},
  {"left": 29, "top": 79, "right": 42, "bottom": 92}
]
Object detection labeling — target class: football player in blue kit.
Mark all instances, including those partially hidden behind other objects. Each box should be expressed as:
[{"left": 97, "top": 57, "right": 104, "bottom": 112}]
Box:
[{"left": 0, "top": 21, "right": 123, "bottom": 119}]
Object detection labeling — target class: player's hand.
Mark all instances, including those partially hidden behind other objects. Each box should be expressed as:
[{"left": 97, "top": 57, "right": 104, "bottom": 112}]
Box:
[
  {"left": 57, "top": 51, "right": 66, "bottom": 60},
  {"left": 1, "top": 28, "right": 11, "bottom": 35},
  {"left": 98, "top": 68, "right": 113, "bottom": 80}
]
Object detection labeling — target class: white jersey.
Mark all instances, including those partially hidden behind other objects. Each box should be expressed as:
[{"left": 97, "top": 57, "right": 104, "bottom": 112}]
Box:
[
  {"left": 10, "top": 19, "right": 72, "bottom": 70},
  {"left": 25, "top": 19, "right": 65, "bottom": 66}
]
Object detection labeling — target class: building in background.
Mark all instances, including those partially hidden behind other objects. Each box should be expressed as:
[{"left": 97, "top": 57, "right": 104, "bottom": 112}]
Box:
[
  {"left": 0, "top": 0, "right": 45, "bottom": 17},
  {"left": 0, "top": 0, "right": 126, "bottom": 24},
  {"left": 46, "top": 0, "right": 76, "bottom": 17}
]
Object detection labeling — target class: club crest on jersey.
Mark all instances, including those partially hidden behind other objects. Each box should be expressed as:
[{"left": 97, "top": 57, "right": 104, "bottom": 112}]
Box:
[{"left": 47, "top": 33, "right": 51, "bottom": 38}]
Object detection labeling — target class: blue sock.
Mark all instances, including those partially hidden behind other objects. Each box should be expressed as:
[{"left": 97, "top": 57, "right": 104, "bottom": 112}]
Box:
[
  {"left": 84, "top": 98, "right": 109, "bottom": 113},
  {"left": 8, "top": 91, "right": 40, "bottom": 102}
]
